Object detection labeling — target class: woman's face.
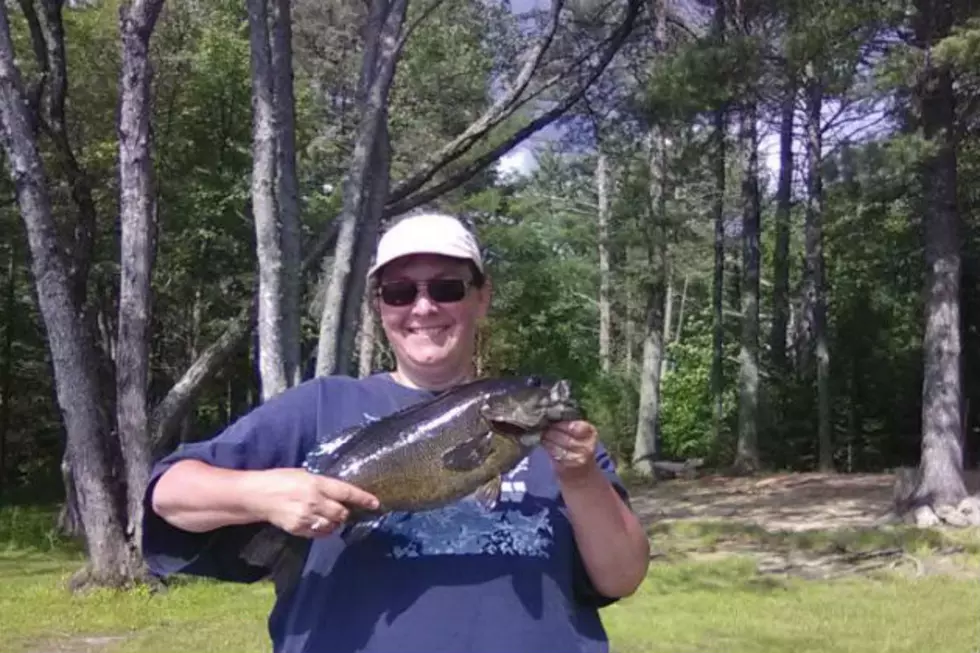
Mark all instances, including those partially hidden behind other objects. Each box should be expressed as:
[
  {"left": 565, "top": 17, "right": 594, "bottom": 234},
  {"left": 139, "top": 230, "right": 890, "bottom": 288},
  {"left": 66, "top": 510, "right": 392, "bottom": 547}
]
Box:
[{"left": 376, "top": 254, "right": 490, "bottom": 385}]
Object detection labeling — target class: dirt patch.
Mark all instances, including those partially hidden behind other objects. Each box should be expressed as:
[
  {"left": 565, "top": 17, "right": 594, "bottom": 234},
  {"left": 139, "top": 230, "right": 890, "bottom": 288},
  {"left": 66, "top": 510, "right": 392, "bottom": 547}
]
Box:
[
  {"left": 628, "top": 470, "right": 980, "bottom": 580},
  {"left": 629, "top": 472, "right": 900, "bottom": 532}
]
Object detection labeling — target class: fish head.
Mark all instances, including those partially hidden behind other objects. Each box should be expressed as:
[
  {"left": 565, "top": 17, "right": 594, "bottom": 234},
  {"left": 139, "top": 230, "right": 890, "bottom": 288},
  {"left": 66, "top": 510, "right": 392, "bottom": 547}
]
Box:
[{"left": 478, "top": 375, "right": 582, "bottom": 447}]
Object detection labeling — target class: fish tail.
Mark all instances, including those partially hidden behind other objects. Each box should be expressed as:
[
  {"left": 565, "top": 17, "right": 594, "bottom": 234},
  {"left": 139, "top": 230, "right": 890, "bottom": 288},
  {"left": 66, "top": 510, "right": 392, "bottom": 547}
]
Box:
[{"left": 240, "top": 525, "right": 311, "bottom": 595}]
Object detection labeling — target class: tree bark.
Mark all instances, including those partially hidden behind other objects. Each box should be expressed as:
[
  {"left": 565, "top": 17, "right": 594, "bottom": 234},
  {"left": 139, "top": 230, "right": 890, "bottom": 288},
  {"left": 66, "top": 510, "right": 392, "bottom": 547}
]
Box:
[
  {"left": 248, "top": 0, "right": 288, "bottom": 400},
  {"left": 116, "top": 0, "right": 164, "bottom": 559},
  {"left": 770, "top": 75, "right": 795, "bottom": 377},
  {"left": 632, "top": 129, "right": 669, "bottom": 476},
  {"left": 316, "top": 0, "right": 405, "bottom": 377},
  {"left": 734, "top": 99, "right": 761, "bottom": 475},
  {"left": 18, "top": 0, "right": 97, "bottom": 312},
  {"left": 0, "top": 0, "right": 132, "bottom": 586},
  {"left": 271, "top": 0, "right": 302, "bottom": 388},
  {"left": 632, "top": 283, "right": 664, "bottom": 475},
  {"left": 336, "top": 116, "right": 391, "bottom": 376},
  {"left": 597, "top": 150, "right": 611, "bottom": 374},
  {"left": 0, "top": 243, "right": 13, "bottom": 498},
  {"left": 710, "top": 0, "right": 726, "bottom": 448},
  {"left": 674, "top": 274, "right": 688, "bottom": 344},
  {"left": 906, "top": 0, "right": 968, "bottom": 523},
  {"left": 660, "top": 270, "right": 674, "bottom": 381},
  {"left": 803, "top": 71, "right": 832, "bottom": 472},
  {"left": 358, "top": 291, "right": 377, "bottom": 378}
]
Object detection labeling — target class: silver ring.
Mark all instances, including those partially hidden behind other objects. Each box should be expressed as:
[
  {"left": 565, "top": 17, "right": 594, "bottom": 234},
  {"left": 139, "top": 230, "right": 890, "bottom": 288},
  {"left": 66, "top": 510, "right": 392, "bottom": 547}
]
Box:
[
  {"left": 311, "top": 517, "right": 327, "bottom": 532},
  {"left": 554, "top": 449, "right": 567, "bottom": 461}
]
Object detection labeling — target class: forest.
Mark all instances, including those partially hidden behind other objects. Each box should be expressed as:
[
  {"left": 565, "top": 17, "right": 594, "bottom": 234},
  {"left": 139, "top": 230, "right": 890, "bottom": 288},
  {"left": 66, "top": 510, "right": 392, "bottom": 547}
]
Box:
[{"left": 0, "top": 0, "right": 979, "bottom": 597}]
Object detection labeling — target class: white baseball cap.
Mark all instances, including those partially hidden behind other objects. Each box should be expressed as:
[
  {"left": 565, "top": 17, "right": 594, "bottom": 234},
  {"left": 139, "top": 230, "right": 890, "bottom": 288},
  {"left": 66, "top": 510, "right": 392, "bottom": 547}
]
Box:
[{"left": 367, "top": 212, "right": 484, "bottom": 278}]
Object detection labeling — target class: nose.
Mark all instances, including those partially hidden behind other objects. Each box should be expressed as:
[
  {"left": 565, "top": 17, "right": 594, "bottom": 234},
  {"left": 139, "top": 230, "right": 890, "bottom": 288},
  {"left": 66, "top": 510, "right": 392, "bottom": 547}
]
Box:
[{"left": 410, "top": 290, "right": 439, "bottom": 315}]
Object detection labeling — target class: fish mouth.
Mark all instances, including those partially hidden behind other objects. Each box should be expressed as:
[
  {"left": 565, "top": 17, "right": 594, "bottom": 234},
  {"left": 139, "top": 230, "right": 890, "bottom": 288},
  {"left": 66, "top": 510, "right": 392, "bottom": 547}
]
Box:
[{"left": 488, "top": 419, "right": 533, "bottom": 437}]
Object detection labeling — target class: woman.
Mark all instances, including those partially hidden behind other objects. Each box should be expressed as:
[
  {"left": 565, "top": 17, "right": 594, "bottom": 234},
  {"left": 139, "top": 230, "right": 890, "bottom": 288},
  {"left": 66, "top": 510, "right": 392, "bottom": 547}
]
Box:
[{"left": 144, "top": 211, "right": 650, "bottom": 653}]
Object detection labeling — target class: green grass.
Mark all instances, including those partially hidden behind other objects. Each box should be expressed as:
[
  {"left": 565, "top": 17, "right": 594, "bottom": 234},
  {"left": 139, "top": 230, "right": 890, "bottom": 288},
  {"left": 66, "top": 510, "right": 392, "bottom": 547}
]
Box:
[
  {"left": 2, "top": 505, "right": 979, "bottom": 653},
  {"left": 604, "top": 557, "right": 980, "bottom": 653}
]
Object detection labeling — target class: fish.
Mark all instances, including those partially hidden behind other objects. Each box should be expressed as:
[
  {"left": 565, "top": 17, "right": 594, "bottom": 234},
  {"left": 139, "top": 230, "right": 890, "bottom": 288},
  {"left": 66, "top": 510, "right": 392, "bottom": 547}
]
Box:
[{"left": 239, "top": 374, "right": 581, "bottom": 592}]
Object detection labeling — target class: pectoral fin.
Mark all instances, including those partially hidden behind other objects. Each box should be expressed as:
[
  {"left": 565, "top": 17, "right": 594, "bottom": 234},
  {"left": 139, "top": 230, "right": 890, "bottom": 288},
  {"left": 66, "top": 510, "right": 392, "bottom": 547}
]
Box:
[
  {"left": 442, "top": 432, "right": 494, "bottom": 472},
  {"left": 473, "top": 475, "right": 502, "bottom": 510}
]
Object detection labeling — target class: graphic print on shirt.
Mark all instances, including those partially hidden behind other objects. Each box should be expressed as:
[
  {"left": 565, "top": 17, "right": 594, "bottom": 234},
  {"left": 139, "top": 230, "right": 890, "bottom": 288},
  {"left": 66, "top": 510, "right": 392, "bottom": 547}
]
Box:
[{"left": 377, "top": 453, "right": 556, "bottom": 560}]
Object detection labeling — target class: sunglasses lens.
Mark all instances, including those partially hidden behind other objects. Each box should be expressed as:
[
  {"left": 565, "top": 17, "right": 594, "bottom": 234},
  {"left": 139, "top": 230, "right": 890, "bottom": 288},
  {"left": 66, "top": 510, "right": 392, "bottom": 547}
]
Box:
[
  {"left": 427, "top": 279, "right": 468, "bottom": 303},
  {"left": 379, "top": 281, "right": 418, "bottom": 306}
]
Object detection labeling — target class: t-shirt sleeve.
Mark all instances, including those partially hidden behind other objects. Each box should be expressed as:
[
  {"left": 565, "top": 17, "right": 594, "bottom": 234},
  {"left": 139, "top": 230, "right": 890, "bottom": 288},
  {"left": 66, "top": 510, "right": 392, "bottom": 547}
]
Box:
[
  {"left": 570, "top": 441, "right": 637, "bottom": 609},
  {"left": 141, "top": 378, "right": 327, "bottom": 583}
]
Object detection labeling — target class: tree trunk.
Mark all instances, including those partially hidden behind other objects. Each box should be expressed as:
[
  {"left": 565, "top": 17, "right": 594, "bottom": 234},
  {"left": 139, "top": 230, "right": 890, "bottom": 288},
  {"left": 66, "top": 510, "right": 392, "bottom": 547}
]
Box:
[
  {"left": 770, "top": 76, "right": 795, "bottom": 376},
  {"left": 674, "top": 274, "right": 688, "bottom": 344},
  {"left": 734, "top": 99, "right": 761, "bottom": 475},
  {"left": 711, "top": 106, "right": 726, "bottom": 446},
  {"left": 906, "top": 0, "right": 968, "bottom": 524},
  {"left": 710, "top": 0, "right": 726, "bottom": 448},
  {"left": 0, "top": 243, "right": 13, "bottom": 498},
  {"left": 19, "top": 0, "right": 98, "bottom": 313},
  {"left": 358, "top": 290, "right": 377, "bottom": 378},
  {"left": 271, "top": 0, "right": 302, "bottom": 388},
  {"left": 336, "top": 116, "right": 391, "bottom": 375},
  {"left": 0, "top": 0, "right": 133, "bottom": 587},
  {"left": 659, "top": 270, "right": 673, "bottom": 381},
  {"left": 116, "top": 0, "right": 164, "bottom": 562},
  {"left": 632, "top": 282, "right": 664, "bottom": 476},
  {"left": 248, "top": 0, "right": 288, "bottom": 400},
  {"left": 624, "top": 246, "right": 637, "bottom": 376},
  {"left": 803, "top": 72, "right": 832, "bottom": 472},
  {"left": 632, "top": 129, "right": 670, "bottom": 476},
  {"left": 56, "top": 450, "right": 83, "bottom": 538},
  {"left": 316, "top": 0, "right": 405, "bottom": 377},
  {"left": 597, "top": 150, "right": 611, "bottom": 374}
]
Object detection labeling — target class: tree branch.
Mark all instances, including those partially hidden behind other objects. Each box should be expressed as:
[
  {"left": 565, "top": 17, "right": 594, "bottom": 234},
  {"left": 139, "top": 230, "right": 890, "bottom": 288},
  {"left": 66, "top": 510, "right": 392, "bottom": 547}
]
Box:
[
  {"left": 385, "top": 0, "right": 567, "bottom": 205},
  {"left": 385, "top": 0, "right": 642, "bottom": 216},
  {"left": 150, "top": 222, "right": 340, "bottom": 454}
]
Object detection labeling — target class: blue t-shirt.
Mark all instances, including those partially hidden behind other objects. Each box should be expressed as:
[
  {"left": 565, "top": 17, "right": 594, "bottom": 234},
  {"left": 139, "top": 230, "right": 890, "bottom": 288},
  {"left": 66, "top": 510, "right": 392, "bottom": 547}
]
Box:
[{"left": 142, "top": 373, "right": 633, "bottom": 653}]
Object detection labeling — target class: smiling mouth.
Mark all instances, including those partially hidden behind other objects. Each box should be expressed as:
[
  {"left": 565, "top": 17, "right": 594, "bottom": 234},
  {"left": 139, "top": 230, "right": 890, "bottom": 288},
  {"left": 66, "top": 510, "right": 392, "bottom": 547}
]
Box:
[{"left": 408, "top": 326, "right": 450, "bottom": 336}]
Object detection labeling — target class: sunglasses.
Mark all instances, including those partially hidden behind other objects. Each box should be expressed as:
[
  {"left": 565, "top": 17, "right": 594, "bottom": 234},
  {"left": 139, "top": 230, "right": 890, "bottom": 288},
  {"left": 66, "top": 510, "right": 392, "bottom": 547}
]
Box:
[{"left": 377, "top": 278, "right": 472, "bottom": 307}]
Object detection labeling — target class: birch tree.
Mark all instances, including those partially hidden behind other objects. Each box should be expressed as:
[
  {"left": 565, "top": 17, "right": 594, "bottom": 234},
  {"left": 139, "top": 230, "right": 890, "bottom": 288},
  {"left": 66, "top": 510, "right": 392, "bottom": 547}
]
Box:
[{"left": 248, "top": 0, "right": 289, "bottom": 399}]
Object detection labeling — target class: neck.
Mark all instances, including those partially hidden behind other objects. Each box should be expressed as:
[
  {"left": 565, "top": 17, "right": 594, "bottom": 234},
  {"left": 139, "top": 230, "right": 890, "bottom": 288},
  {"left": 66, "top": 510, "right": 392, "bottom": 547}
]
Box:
[{"left": 391, "top": 363, "right": 475, "bottom": 392}]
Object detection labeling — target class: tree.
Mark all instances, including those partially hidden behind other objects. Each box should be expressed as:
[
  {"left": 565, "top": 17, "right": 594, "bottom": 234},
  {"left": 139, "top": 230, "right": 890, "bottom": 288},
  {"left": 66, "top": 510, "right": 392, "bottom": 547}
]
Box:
[
  {"left": 902, "top": 0, "right": 971, "bottom": 526},
  {"left": 116, "top": 0, "right": 166, "bottom": 564},
  {"left": 0, "top": 0, "right": 132, "bottom": 588}
]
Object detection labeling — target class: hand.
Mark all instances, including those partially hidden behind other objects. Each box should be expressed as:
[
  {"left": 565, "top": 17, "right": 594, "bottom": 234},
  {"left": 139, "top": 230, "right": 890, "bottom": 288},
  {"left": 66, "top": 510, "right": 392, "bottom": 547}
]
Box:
[
  {"left": 248, "top": 468, "right": 380, "bottom": 539},
  {"left": 541, "top": 420, "right": 600, "bottom": 483}
]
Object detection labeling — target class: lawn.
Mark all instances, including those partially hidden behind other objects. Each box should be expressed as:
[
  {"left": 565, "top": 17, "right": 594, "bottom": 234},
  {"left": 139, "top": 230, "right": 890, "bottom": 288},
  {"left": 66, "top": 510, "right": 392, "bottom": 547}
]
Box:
[{"left": 2, "top": 494, "right": 979, "bottom": 653}]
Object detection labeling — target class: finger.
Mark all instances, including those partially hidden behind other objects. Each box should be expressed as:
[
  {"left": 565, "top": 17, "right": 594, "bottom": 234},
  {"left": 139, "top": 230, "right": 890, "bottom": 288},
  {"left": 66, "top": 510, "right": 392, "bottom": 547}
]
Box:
[
  {"left": 542, "top": 429, "right": 582, "bottom": 451},
  {"left": 550, "top": 420, "right": 595, "bottom": 440},
  {"left": 306, "top": 517, "right": 340, "bottom": 539},
  {"left": 316, "top": 477, "right": 381, "bottom": 511},
  {"left": 313, "top": 497, "right": 355, "bottom": 524}
]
